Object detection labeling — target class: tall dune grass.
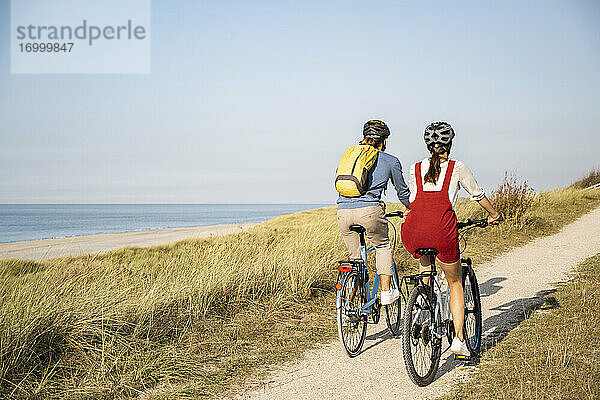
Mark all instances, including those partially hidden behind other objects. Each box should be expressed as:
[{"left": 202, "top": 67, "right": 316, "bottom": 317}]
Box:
[{"left": 1, "top": 175, "right": 600, "bottom": 399}]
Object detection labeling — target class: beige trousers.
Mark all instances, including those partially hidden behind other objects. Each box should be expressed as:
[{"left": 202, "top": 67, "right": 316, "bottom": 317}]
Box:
[{"left": 337, "top": 203, "right": 393, "bottom": 276}]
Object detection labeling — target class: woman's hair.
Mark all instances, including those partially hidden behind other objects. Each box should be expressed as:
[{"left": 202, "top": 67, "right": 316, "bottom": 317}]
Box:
[
  {"left": 423, "top": 144, "right": 451, "bottom": 184},
  {"left": 360, "top": 137, "right": 384, "bottom": 149}
]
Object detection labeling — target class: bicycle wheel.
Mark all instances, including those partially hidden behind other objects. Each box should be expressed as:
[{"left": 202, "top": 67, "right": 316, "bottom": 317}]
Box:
[
  {"left": 402, "top": 286, "right": 441, "bottom": 386},
  {"left": 462, "top": 265, "right": 482, "bottom": 356},
  {"left": 384, "top": 267, "right": 402, "bottom": 336},
  {"left": 337, "top": 272, "right": 367, "bottom": 357}
]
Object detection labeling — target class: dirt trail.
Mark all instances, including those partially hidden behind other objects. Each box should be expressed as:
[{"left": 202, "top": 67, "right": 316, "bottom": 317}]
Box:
[{"left": 236, "top": 206, "right": 600, "bottom": 400}]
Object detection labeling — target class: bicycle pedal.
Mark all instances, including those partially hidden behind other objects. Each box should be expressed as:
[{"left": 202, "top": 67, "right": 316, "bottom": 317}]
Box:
[{"left": 454, "top": 354, "right": 478, "bottom": 365}]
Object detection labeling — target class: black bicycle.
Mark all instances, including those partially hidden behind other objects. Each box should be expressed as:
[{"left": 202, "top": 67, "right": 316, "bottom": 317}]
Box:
[
  {"left": 401, "top": 218, "right": 488, "bottom": 386},
  {"left": 335, "top": 211, "right": 404, "bottom": 357}
]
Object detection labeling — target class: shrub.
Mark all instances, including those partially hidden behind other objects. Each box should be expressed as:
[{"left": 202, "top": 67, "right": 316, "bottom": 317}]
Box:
[
  {"left": 570, "top": 168, "right": 600, "bottom": 190},
  {"left": 490, "top": 172, "right": 535, "bottom": 223}
]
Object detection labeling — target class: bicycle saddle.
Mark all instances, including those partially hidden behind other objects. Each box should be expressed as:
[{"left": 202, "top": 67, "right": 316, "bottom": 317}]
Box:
[
  {"left": 415, "top": 248, "right": 439, "bottom": 256},
  {"left": 349, "top": 224, "right": 366, "bottom": 234}
]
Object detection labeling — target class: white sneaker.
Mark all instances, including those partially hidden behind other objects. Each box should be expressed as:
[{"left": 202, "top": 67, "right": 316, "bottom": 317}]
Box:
[
  {"left": 450, "top": 337, "right": 471, "bottom": 357},
  {"left": 380, "top": 288, "right": 400, "bottom": 305}
]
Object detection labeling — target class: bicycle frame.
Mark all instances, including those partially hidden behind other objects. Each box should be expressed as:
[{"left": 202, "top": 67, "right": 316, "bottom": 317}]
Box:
[
  {"left": 336, "top": 234, "right": 402, "bottom": 318},
  {"left": 402, "top": 252, "right": 472, "bottom": 339},
  {"left": 359, "top": 244, "right": 401, "bottom": 316}
]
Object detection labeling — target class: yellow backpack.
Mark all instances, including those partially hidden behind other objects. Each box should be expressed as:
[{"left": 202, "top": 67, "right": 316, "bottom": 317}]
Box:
[{"left": 335, "top": 145, "right": 379, "bottom": 197}]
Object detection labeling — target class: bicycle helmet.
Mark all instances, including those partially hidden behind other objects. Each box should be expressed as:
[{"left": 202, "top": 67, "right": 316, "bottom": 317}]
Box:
[
  {"left": 424, "top": 121, "right": 455, "bottom": 148},
  {"left": 363, "top": 119, "right": 390, "bottom": 139}
]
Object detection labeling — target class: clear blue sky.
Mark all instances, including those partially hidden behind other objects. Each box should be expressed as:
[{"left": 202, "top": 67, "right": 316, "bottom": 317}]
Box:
[{"left": 1, "top": 0, "right": 599, "bottom": 203}]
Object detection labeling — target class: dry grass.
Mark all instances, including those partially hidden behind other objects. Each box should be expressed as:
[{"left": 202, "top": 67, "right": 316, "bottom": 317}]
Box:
[
  {"left": 490, "top": 172, "right": 535, "bottom": 224},
  {"left": 445, "top": 253, "right": 600, "bottom": 400},
  {"left": 1, "top": 176, "right": 600, "bottom": 399},
  {"left": 0, "top": 208, "right": 344, "bottom": 399}
]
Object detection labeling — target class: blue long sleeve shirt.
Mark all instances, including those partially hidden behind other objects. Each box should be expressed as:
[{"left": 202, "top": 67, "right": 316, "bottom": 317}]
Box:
[{"left": 337, "top": 152, "right": 411, "bottom": 209}]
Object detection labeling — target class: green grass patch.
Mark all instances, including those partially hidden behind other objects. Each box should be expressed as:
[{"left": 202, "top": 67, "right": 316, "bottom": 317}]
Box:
[
  {"left": 1, "top": 181, "right": 599, "bottom": 399},
  {"left": 445, "top": 253, "right": 600, "bottom": 400}
]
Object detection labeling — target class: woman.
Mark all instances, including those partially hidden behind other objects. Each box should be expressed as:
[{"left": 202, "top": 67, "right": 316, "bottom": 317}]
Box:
[
  {"left": 337, "top": 119, "right": 411, "bottom": 305},
  {"left": 401, "top": 121, "right": 501, "bottom": 357}
]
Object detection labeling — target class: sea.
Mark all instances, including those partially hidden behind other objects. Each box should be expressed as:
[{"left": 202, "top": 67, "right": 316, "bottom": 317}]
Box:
[{"left": 0, "top": 204, "right": 331, "bottom": 243}]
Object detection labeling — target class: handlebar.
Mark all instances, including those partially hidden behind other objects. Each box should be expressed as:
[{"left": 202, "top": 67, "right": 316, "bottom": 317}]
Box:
[
  {"left": 457, "top": 214, "right": 504, "bottom": 230},
  {"left": 457, "top": 218, "right": 488, "bottom": 229},
  {"left": 385, "top": 211, "right": 404, "bottom": 218},
  {"left": 384, "top": 211, "right": 501, "bottom": 227}
]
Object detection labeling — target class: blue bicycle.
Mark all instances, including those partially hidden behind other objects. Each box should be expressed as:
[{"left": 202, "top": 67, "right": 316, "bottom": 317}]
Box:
[{"left": 336, "top": 211, "right": 404, "bottom": 357}]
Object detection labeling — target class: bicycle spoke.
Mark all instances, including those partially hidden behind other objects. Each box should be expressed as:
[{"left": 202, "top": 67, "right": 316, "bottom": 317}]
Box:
[
  {"left": 462, "top": 266, "right": 482, "bottom": 356},
  {"left": 384, "top": 268, "right": 402, "bottom": 336},
  {"left": 337, "top": 273, "right": 367, "bottom": 357},
  {"left": 410, "top": 294, "right": 432, "bottom": 374},
  {"left": 403, "top": 286, "right": 441, "bottom": 386}
]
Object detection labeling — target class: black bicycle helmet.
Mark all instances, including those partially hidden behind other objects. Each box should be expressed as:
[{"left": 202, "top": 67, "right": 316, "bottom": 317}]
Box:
[
  {"left": 363, "top": 119, "right": 390, "bottom": 139},
  {"left": 424, "top": 121, "right": 455, "bottom": 148}
]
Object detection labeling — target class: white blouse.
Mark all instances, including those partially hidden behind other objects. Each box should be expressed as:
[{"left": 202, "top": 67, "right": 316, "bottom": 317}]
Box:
[{"left": 408, "top": 158, "right": 485, "bottom": 207}]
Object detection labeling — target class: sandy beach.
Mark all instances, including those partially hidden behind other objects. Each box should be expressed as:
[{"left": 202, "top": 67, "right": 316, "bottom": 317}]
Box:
[{"left": 0, "top": 223, "right": 257, "bottom": 261}]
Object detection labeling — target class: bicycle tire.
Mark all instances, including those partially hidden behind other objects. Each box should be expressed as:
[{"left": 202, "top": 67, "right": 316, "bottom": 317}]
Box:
[
  {"left": 337, "top": 272, "right": 367, "bottom": 357},
  {"left": 462, "top": 265, "right": 482, "bottom": 356},
  {"left": 384, "top": 266, "right": 402, "bottom": 336},
  {"left": 402, "top": 286, "right": 442, "bottom": 386}
]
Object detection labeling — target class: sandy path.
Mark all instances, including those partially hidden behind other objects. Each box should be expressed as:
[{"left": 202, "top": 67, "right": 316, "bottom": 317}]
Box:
[
  {"left": 236, "top": 206, "right": 600, "bottom": 400},
  {"left": 0, "top": 223, "right": 257, "bottom": 261}
]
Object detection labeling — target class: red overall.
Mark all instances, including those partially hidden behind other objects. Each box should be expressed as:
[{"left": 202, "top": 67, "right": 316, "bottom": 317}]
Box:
[{"left": 401, "top": 160, "right": 459, "bottom": 264}]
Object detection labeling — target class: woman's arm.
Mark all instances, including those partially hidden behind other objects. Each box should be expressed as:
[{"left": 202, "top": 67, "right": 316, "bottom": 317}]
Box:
[
  {"left": 457, "top": 162, "right": 501, "bottom": 224},
  {"left": 476, "top": 196, "right": 501, "bottom": 224}
]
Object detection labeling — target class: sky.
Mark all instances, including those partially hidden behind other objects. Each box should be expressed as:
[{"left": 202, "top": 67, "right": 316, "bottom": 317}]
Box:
[{"left": 1, "top": 0, "right": 599, "bottom": 204}]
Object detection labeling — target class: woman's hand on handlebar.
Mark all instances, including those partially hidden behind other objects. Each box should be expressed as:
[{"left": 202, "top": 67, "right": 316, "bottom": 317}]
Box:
[{"left": 487, "top": 213, "right": 503, "bottom": 225}]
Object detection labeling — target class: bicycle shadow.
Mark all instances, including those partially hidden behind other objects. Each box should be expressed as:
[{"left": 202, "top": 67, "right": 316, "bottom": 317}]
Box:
[
  {"left": 362, "top": 325, "right": 399, "bottom": 354},
  {"left": 478, "top": 288, "right": 558, "bottom": 346},
  {"left": 478, "top": 276, "right": 506, "bottom": 298},
  {"left": 432, "top": 278, "right": 560, "bottom": 383}
]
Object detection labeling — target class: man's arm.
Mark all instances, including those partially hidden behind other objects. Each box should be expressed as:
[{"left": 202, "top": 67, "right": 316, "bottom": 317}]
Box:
[{"left": 390, "top": 158, "right": 411, "bottom": 208}]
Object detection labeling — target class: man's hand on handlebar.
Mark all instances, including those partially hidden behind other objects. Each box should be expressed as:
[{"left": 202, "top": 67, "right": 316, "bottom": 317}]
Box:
[{"left": 384, "top": 211, "right": 404, "bottom": 218}]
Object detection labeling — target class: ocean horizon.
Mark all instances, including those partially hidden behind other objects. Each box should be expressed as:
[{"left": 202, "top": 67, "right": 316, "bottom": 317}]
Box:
[{"left": 0, "top": 203, "right": 331, "bottom": 243}]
